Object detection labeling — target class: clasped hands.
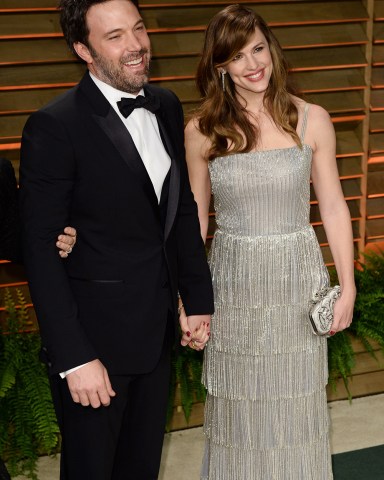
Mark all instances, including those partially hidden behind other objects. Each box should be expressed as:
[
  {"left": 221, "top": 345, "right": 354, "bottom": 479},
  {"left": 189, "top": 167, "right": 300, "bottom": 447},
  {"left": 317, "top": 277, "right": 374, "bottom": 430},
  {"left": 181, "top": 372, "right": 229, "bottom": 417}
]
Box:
[{"left": 179, "top": 307, "right": 211, "bottom": 351}]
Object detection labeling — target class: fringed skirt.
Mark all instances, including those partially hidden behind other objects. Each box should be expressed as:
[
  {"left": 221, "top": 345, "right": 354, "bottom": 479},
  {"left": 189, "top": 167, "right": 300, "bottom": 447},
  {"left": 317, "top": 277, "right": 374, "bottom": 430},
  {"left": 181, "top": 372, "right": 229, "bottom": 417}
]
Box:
[{"left": 201, "top": 226, "right": 333, "bottom": 480}]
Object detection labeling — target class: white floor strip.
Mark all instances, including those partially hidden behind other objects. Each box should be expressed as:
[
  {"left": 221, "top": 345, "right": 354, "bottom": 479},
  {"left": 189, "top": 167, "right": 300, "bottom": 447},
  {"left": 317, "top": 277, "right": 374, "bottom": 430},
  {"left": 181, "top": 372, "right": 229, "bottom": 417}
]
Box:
[{"left": 329, "top": 393, "right": 384, "bottom": 455}]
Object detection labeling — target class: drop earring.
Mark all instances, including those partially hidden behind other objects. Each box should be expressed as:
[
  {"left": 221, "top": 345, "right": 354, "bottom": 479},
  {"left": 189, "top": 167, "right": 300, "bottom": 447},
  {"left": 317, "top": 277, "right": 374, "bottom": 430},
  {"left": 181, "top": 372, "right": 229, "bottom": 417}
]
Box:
[{"left": 221, "top": 71, "right": 226, "bottom": 91}]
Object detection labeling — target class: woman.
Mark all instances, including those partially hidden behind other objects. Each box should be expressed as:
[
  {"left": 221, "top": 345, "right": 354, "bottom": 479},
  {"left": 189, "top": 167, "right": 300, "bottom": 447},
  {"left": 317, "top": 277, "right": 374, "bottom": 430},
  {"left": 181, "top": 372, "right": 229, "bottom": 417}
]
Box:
[{"left": 185, "top": 5, "right": 355, "bottom": 479}]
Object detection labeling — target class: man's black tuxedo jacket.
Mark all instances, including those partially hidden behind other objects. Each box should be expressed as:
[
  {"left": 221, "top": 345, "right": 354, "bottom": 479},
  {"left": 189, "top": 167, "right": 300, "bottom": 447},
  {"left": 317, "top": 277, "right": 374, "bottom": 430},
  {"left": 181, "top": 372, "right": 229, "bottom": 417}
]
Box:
[{"left": 20, "top": 73, "right": 214, "bottom": 376}]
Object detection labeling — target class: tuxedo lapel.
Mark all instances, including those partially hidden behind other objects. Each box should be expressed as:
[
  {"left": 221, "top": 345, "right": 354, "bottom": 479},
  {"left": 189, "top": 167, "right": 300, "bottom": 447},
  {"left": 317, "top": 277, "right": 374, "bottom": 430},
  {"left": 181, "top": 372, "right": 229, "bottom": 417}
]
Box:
[
  {"left": 153, "top": 102, "right": 180, "bottom": 241},
  {"left": 79, "top": 74, "right": 159, "bottom": 209},
  {"left": 79, "top": 74, "right": 180, "bottom": 235},
  {"left": 92, "top": 109, "right": 158, "bottom": 209}
]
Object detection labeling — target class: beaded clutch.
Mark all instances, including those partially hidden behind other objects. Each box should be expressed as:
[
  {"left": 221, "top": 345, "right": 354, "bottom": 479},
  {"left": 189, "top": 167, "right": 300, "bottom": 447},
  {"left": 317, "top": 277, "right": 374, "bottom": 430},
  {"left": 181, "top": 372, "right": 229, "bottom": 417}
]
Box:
[{"left": 309, "top": 285, "right": 341, "bottom": 337}]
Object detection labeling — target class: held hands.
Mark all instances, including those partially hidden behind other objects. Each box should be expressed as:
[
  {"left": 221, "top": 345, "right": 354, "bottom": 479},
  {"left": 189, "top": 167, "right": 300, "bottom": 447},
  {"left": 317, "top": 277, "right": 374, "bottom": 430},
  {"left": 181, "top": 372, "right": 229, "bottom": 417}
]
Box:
[
  {"left": 329, "top": 288, "right": 356, "bottom": 335},
  {"left": 56, "top": 226, "right": 77, "bottom": 258},
  {"left": 66, "top": 359, "right": 116, "bottom": 408},
  {"left": 179, "top": 304, "right": 211, "bottom": 351}
]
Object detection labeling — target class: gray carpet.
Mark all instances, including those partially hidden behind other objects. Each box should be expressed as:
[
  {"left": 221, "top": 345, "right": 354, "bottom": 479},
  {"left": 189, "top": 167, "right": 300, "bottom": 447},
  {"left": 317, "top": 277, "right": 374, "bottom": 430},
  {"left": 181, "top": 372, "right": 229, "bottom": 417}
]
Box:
[{"left": 332, "top": 444, "right": 384, "bottom": 479}]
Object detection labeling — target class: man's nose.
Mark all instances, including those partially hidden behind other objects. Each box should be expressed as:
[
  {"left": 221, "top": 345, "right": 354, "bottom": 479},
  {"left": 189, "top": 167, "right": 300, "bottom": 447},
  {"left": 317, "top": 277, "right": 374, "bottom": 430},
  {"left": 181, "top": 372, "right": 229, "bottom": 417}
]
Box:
[{"left": 125, "top": 32, "right": 142, "bottom": 52}]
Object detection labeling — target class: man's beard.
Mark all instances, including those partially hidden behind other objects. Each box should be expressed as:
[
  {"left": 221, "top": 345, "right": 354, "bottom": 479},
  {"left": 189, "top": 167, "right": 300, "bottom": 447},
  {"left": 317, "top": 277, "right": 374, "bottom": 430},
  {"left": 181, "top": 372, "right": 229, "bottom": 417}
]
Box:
[{"left": 89, "top": 46, "right": 150, "bottom": 94}]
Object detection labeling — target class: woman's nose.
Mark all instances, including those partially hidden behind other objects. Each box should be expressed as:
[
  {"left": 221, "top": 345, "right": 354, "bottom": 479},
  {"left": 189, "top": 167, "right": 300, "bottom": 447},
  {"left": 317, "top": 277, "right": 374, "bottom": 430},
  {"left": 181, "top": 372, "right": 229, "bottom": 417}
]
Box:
[{"left": 245, "top": 56, "right": 259, "bottom": 70}]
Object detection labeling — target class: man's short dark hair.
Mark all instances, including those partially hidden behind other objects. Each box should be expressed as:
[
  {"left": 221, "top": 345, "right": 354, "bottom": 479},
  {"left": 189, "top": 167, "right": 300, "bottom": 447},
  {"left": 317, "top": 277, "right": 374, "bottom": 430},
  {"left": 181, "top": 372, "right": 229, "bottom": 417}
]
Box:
[{"left": 59, "top": 0, "right": 140, "bottom": 56}]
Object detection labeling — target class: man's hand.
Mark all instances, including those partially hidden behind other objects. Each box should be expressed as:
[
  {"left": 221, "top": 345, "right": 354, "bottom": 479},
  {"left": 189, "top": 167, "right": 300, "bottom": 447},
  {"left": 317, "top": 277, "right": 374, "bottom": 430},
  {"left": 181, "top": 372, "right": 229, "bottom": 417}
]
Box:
[
  {"left": 179, "top": 311, "right": 211, "bottom": 350},
  {"left": 66, "top": 359, "right": 116, "bottom": 408},
  {"left": 56, "top": 226, "right": 77, "bottom": 258}
]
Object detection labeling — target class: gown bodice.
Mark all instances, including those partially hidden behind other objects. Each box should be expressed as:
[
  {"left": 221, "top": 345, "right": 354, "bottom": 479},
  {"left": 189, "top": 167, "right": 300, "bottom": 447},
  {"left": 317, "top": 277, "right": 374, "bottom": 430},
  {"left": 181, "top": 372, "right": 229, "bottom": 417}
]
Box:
[{"left": 209, "top": 144, "right": 313, "bottom": 237}]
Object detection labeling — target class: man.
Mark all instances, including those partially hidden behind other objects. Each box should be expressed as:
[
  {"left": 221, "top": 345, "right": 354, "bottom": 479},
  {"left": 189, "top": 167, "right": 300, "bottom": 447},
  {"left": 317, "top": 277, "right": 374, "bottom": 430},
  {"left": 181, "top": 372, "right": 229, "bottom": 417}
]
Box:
[
  {"left": 19, "top": 1, "right": 213, "bottom": 478},
  {"left": 0, "top": 157, "right": 21, "bottom": 263}
]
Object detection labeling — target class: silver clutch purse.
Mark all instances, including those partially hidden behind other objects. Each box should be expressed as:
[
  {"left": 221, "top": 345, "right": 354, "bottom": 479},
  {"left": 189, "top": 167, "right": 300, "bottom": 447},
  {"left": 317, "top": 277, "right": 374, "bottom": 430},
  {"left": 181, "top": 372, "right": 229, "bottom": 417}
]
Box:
[{"left": 309, "top": 285, "right": 341, "bottom": 337}]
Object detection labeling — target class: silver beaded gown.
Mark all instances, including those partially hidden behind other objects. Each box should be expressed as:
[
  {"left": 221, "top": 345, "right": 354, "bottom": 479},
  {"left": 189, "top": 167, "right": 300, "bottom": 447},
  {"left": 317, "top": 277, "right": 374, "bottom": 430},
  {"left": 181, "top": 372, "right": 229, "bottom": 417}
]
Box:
[{"left": 201, "top": 104, "right": 333, "bottom": 479}]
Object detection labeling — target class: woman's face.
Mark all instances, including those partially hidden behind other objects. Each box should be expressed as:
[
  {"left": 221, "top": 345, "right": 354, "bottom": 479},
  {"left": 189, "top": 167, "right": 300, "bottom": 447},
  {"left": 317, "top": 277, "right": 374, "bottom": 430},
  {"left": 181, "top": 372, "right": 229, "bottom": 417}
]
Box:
[{"left": 223, "top": 28, "right": 273, "bottom": 101}]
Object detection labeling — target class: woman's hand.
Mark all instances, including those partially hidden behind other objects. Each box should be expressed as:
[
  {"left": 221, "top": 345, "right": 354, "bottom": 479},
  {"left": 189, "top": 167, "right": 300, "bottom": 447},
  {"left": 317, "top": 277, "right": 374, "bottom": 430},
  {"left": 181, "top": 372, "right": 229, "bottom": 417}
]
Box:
[
  {"left": 189, "top": 320, "right": 210, "bottom": 351},
  {"left": 56, "top": 226, "right": 77, "bottom": 258},
  {"left": 330, "top": 288, "right": 356, "bottom": 334}
]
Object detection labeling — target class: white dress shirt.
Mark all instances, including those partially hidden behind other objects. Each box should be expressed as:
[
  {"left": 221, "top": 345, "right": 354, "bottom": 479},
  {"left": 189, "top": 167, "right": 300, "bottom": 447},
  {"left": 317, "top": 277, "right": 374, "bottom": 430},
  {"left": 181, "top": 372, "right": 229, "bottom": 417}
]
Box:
[
  {"left": 90, "top": 73, "right": 171, "bottom": 202},
  {"left": 60, "top": 74, "right": 171, "bottom": 379}
]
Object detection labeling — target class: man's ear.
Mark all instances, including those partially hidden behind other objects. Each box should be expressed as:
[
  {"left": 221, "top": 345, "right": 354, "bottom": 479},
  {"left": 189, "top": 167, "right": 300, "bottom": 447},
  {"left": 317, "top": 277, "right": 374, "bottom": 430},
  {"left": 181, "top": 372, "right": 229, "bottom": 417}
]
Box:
[{"left": 73, "top": 42, "right": 93, "bottom": 64}]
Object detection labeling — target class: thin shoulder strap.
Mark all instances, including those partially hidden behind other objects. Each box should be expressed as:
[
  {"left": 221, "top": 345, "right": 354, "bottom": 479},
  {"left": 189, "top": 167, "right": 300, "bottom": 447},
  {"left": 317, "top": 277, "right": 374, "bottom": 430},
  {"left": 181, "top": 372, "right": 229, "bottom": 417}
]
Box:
[{"left": 300, "top": 103, "right": 310, "bottom": 143}]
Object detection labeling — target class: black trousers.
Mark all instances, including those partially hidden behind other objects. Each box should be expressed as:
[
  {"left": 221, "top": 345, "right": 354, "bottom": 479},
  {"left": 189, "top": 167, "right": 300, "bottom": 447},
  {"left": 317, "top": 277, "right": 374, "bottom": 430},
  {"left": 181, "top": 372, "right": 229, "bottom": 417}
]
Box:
[
  {"left": 0, "top": 457, "right": 10, "bottom": 480},
  {"left": 50, "top": 322, "right": 173, "bottom": 480}
]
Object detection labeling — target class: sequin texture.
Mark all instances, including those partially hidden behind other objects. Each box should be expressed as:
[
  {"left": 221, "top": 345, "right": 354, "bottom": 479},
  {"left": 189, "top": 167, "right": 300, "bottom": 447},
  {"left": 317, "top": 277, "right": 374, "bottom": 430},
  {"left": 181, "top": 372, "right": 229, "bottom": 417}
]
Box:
[{"left": 201, "top": 106, "right": 333, "bottom": 479}]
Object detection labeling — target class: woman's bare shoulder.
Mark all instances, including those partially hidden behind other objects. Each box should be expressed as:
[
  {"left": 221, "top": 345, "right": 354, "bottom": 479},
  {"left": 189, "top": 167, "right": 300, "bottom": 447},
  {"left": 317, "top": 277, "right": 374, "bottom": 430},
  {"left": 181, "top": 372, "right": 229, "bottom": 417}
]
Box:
[
  {"left": 185, "top": 116, "right": 210, "bottom": 142},
  {"left": 291, "top": 95, "right": 328, "bottom": 116},
  {"left": 292, "top": 97, "right": 330, "bottom": 124},
  {"left": 185, "top": 116, "right": 200, "bottom": 137},
  {"left": 185, "top": 116, "right": 211, "bottom": 162}
]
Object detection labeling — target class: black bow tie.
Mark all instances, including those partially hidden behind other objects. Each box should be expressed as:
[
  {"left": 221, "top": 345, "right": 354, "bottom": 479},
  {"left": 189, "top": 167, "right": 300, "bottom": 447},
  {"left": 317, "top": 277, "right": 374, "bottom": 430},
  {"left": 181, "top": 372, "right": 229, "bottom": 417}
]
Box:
[{"left": 117, "top": 94, "right": 160, "bottom": 118}]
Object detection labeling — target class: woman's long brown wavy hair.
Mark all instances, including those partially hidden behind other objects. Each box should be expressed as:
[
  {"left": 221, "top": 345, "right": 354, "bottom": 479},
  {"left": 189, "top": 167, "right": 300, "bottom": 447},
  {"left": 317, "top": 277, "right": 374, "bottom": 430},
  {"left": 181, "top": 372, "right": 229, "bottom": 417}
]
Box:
[{"left": 195, "top": 4, "right": 301, "bottom": 160}]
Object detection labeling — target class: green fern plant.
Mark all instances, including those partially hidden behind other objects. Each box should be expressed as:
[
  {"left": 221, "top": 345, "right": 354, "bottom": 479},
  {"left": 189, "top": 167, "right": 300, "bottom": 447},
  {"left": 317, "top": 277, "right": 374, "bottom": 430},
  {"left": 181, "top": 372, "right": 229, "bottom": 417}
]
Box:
[
  {"left": 350, "top": 251, "right": 384, "bottom": 349},
  {"left": 0, "top": 288, "right": 59, "bottom": 479},
  {"left": 167, "top": 348, "right": 206, "bottom": 430},
  {"left": 327, "top": 250, "right": 384, "bottom": 396},
  {"left": 327, "top": 331, "right": 355, "bottom": 397}
]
